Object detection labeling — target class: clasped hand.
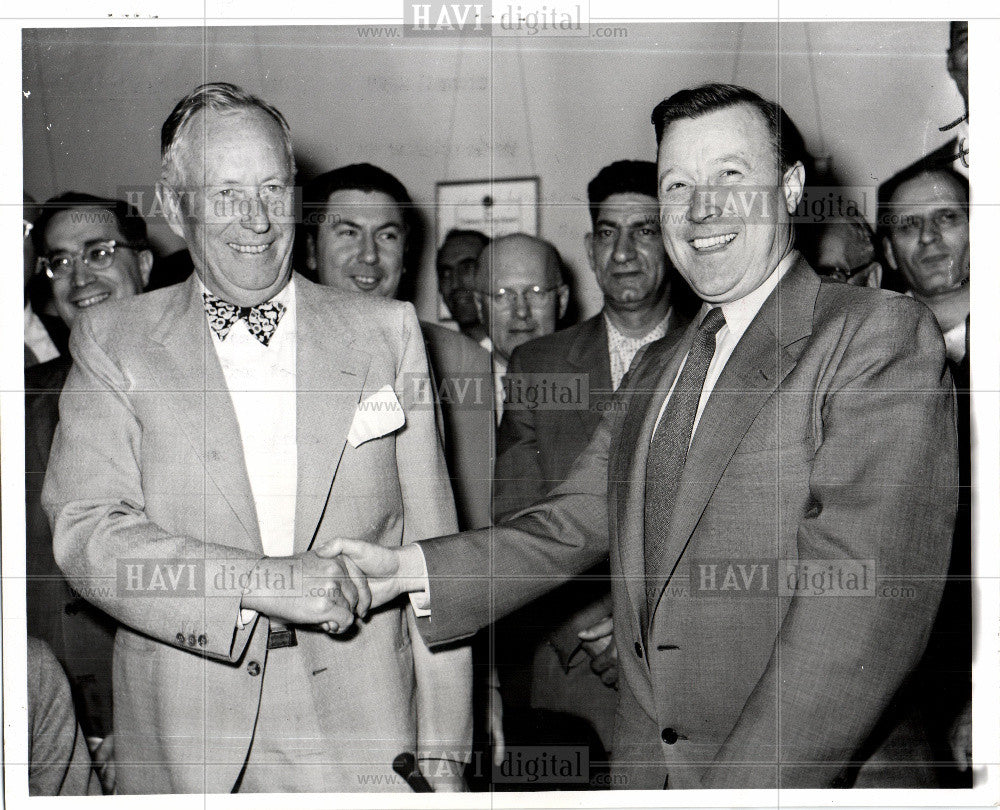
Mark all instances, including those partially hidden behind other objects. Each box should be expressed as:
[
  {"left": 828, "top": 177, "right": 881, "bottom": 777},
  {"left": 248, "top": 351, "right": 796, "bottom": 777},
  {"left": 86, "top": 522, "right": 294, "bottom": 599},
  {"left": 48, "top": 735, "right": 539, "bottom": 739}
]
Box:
[{"left": 241, "top": 540, "right": 416, "bottom": 634}]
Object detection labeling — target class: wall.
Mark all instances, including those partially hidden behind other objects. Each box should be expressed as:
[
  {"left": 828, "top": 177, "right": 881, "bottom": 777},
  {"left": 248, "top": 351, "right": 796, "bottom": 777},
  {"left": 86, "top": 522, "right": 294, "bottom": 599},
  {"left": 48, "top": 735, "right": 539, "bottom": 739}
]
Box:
[{"left": 23, "top": 21, "right": 960, "bottom": 319}]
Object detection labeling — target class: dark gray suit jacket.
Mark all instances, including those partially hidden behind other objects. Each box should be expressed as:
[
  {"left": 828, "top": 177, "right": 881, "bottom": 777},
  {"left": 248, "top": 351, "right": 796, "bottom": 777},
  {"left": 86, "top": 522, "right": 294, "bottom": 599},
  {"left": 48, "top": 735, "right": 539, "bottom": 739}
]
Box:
[{"left": 417, "top": 256, "right": 958, "bottom": 789}]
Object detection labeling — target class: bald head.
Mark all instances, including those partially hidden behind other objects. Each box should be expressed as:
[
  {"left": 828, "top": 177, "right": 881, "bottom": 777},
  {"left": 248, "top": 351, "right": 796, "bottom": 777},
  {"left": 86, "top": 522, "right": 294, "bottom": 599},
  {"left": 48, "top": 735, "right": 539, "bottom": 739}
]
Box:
[
  {"left": 814, "top": 215, "right": 882, "bottom": 288},
  {"left": 475, "top": 233, "right": 568, "bottom": 360}
]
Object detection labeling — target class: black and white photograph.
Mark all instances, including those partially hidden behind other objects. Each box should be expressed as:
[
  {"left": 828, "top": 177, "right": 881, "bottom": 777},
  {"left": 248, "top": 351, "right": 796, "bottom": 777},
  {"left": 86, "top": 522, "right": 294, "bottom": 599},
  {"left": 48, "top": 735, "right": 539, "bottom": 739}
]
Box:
[{"left": 3, "top": 1, "right": 997, "bottom": 806}]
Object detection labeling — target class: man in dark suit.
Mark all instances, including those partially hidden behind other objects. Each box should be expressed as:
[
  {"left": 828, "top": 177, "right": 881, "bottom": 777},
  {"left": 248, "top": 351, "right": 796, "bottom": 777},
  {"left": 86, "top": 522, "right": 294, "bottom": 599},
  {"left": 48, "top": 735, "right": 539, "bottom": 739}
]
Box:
[
  {"left": 493, "top": 160, "right": 688, "bottom": 755},
  {"left": 26, "top": 192, "right": 154, "bottom": 742},
  {"left": 879, "top": 164, "right": 971, "bottom": 783},
  {"left": 329, "top": 83, "right": 958, "bottom": 790}
]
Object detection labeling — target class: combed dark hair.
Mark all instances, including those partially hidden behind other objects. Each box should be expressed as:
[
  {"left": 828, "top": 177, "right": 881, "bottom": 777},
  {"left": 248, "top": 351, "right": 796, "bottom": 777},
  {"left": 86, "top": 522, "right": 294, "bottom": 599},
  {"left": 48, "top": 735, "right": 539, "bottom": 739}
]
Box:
[
  {"left": 441, "top": 228, "right": 489, "bottom": 252},
  {"left": 651, "top": 83, "right": 807, "bottom": 172},
  {"left": 301, "top": 163, "right": 417, "bottom": 240},
  {"left": 586, "top": 160, "right": 658, "bottom": 227},
  {"left": 33, "top": 191, "right": 150, "bottom": 256},
  {"left": 299, "top": 163, "right": 422, "bottom": 301},
  {"left": 160, "top": 82, "right": 294, "bottom": 186},
  {"left": 877, "top": 164, "right": 969, "bottom": 235}
]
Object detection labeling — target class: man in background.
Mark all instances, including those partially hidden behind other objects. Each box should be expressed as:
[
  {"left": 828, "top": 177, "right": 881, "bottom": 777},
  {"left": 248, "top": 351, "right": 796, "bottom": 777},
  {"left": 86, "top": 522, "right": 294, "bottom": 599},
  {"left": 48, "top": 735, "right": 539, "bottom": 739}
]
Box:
[
  {"left": 474, "top": 232, "right": 569, "bottom": 421},
  {"left": 437, "top": 228, "right": 489, "bottom": 343},
  {"left": 880, "top": 163, "right": 971, "bottom": 783},
  {"left": 302, "top": 162, "right": 494, "bottom": 534},
  {"left": 26, "top": 191, "right": 154, "bottom": 744}
]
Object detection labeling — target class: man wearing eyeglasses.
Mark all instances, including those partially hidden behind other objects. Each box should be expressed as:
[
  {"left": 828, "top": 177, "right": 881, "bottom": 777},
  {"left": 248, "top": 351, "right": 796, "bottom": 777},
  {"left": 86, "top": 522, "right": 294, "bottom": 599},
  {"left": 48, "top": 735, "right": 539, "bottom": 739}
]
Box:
[
  {"left": 26, "top": 191, "right": 153, "bottom": 784},
  {"left": 473, "top": 233, "right": 569, "bottom": 421}
]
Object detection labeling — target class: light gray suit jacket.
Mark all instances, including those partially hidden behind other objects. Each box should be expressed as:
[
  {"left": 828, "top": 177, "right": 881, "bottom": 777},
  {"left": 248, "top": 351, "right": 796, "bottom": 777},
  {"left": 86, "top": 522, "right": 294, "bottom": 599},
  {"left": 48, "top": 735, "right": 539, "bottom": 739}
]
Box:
[
  {"left": 43, "top": 274, "right": 472, "bottom": 793},
  {"left": 415, "top": 257, "right": 958, "bottom": 788}
]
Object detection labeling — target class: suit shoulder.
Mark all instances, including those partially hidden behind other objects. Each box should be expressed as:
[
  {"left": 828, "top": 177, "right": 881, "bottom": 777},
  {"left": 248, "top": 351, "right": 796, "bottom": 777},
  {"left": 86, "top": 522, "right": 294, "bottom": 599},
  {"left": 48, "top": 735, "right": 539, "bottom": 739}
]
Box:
[
  {"left": 299, "top": 275, "right": 417, "bottom": 334},
  {"left": 74, "top": 284, "right": 184, "bottom": 346},
  {"left": 508, "top": 315, "right": 603, "bottom": 369},
  {"left": 419, "top": 321, "right": 490, "bottom": 370}
]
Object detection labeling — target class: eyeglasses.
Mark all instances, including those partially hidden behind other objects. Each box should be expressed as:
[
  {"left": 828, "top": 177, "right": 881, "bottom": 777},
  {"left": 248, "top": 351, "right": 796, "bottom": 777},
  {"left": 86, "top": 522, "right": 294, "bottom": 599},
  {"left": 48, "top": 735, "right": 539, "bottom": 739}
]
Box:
[
  {"left": 486, "top": 285, "right": 560, "bottom": 311},
  {"left": 815, "top": 260, "right": 876, "bottom": 286},
  {"left": 40, "top": 240, "right": 139, "bottom": 280}
]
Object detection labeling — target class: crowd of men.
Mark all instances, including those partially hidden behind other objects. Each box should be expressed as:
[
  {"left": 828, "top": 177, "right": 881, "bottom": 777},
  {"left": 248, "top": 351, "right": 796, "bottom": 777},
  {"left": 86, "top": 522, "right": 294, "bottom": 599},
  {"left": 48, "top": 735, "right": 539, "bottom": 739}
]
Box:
[{"left": 22, "top": 20, "right": 971, "bottom": 796}]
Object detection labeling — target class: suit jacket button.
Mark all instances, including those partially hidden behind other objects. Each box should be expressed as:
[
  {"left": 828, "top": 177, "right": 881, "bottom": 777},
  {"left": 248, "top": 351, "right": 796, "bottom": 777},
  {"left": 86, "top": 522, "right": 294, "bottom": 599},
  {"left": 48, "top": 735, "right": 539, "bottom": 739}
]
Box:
[
  {"left": 176, "top": 632, "right": 185, "bottom": 644},
  {"left": 634, "top": 641, "right": 643, "bottom": 658},
  {"left": 187, "top": 634, "right": 197, "bottom": 647},
  {"left": 661, "top": 727, "right": 678, "bottom": 745},
  {"left": 197, "top": 634, "right": 207, "bottom": 647},
  {"left": 247, "top": 660, "right": 261, "bottom": 677}
]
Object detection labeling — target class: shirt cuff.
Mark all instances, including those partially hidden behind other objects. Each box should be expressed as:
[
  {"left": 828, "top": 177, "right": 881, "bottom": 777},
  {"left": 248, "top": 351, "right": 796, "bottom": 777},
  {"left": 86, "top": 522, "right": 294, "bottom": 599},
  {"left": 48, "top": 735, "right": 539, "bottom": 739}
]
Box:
[
  {"left": 237, "top": 608, "right": 257, "bottom": 629},
  {"left": 407, "top": 544, "right": 432, "bottom": 617}
]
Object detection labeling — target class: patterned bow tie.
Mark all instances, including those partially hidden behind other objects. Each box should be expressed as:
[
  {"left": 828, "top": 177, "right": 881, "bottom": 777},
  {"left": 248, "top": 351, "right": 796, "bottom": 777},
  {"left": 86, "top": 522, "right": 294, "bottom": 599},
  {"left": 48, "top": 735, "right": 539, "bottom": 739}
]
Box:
[{"left": 202, "top": 292, "right": 286, "bottom": 347}]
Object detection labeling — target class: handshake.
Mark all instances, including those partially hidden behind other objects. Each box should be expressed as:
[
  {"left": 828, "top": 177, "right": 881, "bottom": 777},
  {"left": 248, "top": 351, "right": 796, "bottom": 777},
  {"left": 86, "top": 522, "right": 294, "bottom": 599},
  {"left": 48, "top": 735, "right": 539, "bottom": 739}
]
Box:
[{"left": 239, "top": 539, "right": 423, "bottom": 633}]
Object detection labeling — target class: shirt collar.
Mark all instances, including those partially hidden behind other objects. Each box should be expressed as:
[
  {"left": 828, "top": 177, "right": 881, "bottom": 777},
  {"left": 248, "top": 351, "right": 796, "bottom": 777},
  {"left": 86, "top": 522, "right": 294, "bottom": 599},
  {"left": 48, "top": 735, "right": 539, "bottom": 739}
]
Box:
[
  {"left": 196, "top": 274, "right": 295, "bottom": 310},
  {"left": 603, "top": 308, "right": 673, "bottom": 344},
  {"left": 710, "top": 250, "right": 798, "bottom": 339}
]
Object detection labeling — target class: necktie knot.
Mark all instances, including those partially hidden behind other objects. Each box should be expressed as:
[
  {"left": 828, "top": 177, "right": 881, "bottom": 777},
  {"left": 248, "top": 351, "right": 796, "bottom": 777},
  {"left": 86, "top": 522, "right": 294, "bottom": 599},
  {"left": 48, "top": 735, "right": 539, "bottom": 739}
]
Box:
[
  {"left": 699, "top": 306, "right": 726, "bottom": 337},
  {"left": 203, "top": 292, "right": 285, "bottom": 347}
]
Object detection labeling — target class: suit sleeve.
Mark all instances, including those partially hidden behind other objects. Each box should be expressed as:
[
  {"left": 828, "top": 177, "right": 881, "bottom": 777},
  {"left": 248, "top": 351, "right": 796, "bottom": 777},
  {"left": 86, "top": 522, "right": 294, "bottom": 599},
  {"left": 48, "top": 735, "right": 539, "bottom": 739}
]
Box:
[
  {"left": 415, "top": 409, "right": 615, "bottom": 647},
  {"left": 42, "top": 313, "right": 261, "bottom": 663},
  {"left": 493, "top": 347, "right": 547, "bottom": 519},
  {"left": 702, "top": 298, "right": 959, "bottom": 788},
  {"left": 395, "top": 307, "right": 473, "bottom": 765}
]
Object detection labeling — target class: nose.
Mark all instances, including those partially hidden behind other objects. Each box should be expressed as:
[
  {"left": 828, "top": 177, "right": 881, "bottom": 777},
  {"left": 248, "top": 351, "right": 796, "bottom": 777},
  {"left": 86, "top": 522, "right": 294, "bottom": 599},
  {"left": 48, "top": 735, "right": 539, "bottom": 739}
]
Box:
[
  {"left": 241, "top": 192, "right": 271, "bottom": 234},
  {"left": 360, "top": 231, "right": 378, "bottom": 265},
  {"left": 71, "top": 256, "right": 94, "bottom": 287},
  {"left": 688, "top": 186, "right": 721, "bottom": 223},
  {"left": 613, "top": 230, "right": 637, "bottom": 263},
  {"left": 919, "top": 219, "right": 941, "bottom": 245},
  {"left": 512, "top": 290, "right": 531, "bottom": 320}
]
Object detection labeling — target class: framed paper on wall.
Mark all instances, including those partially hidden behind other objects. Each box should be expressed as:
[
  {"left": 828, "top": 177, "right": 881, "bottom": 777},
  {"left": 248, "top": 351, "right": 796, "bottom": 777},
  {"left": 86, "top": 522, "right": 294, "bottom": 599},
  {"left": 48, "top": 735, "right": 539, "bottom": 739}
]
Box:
[{"left": 435, "top": 176, "right": 540, "bottom": 247}]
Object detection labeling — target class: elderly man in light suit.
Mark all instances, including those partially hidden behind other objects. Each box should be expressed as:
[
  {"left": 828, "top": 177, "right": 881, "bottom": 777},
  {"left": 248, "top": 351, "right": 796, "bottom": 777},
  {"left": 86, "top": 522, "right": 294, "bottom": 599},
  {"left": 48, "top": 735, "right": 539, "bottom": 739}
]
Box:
[
  {"left": 329, "top": 84, "right": 958, "bottom": 789},
  {"left": 43, "top": 83, "right": 471, "bottom": 794}
]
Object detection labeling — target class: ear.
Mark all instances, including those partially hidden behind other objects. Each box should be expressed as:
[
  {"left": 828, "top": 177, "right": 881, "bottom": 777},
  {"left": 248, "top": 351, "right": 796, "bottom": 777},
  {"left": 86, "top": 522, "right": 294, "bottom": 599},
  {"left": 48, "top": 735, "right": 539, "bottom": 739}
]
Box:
[
  {"left": 882, "top": 237, "right": 898, "bottom": 271},
  {"left": 473, "top": 291, "right": 486, "bottom": 325},
  {"left": 557, "top": 284, "right": 570, "bottom": 320},
  {"left": 137, "top": 249, "right": 154, "bottom": 289},
  {"left": 305, "top": 233, "right": 317, "bottom": 271},
  {"left": 863, "top": 261, "right": 883, "bottom": 289},
  {"left": 584, "top": 232, "right": 597, "bottom": 274},
  {"left": 156, "top": 180, "right": 186, "bottom": 240},
  {"left": 781, "top": 161, "right": 806, "bottom": 214}
]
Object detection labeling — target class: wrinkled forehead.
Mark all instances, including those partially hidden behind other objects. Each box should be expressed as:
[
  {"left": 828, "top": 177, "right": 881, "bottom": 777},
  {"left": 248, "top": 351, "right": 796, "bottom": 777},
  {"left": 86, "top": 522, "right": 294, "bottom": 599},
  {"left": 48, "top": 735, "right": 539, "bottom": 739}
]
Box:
[{"left": 174, "top": 108, "right": 294, "bottom": 179}]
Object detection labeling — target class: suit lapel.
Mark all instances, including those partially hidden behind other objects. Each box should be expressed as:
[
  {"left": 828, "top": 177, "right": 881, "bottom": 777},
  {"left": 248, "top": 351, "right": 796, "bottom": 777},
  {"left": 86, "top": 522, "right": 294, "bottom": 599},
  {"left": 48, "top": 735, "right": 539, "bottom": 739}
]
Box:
[
  {"left": 567, "top": 316, "right": 612, "bottom": 436},
  {"left": 141, "top": 277, "right": 262, "bottom": 549},
  {"left": 647, "top": 258, "right": 820, "bottom": 612},
  {"left": 293, "top": 279, "right": 371, "bottom": 552},
  {"left": 610, "top": 323, "right": 694, "bottom": 626}
]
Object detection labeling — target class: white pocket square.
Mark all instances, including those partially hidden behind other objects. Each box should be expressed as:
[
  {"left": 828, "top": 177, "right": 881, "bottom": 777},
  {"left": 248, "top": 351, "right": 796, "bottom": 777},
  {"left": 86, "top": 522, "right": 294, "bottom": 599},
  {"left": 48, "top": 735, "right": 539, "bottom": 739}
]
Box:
[{"left": 348, "top": 384, "right": 406, "bottom": 448}]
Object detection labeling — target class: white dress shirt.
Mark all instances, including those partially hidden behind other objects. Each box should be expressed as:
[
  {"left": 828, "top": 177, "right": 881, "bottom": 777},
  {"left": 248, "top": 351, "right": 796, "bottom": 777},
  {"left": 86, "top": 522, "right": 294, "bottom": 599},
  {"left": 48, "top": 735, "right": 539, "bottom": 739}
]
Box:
[
  {"left": 654, "top": 252, "right": 796, "bottom": 440},
  {"left": 204, "top": 278, "right": 298, "bottom": 559},
  {"left": 24, "top": 302, "right": 60, "bottom": 365},
  {"left": 604, "top": 309, "right": 673, "bottom": 390}
]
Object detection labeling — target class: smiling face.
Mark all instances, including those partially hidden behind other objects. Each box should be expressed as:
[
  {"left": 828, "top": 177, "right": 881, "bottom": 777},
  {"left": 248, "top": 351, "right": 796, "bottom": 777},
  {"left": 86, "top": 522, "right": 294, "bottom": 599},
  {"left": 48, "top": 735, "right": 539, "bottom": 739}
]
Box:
[
  {"left": 308, "top": 189, "right": 406, "bottom": 298},
  {"left": 657, "top": 103, "right": 803, "bottom": 304},
  {"left": 43, "top": 208, "right": 151, "bottom": 329},
  {"left": 884, "top": 172, "right": 969, "bottom": 299},
  {"left": 161, "top": 107, "right": 295, "bottom": 306},
  {"left": 587, "top": 192, "right": 669, "bottom": 314}
]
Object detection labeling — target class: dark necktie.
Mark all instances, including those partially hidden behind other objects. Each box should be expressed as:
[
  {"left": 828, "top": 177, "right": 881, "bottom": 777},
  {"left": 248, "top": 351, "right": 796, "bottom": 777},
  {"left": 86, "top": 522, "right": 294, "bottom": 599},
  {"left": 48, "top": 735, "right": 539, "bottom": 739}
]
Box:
[
  {"left": 643, "top": 306, "right": 726, "bottom": 612},
  {"left": 202, "top": 292, "right": 285, "bottom": 347}
]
